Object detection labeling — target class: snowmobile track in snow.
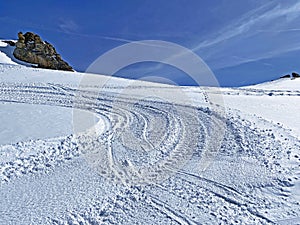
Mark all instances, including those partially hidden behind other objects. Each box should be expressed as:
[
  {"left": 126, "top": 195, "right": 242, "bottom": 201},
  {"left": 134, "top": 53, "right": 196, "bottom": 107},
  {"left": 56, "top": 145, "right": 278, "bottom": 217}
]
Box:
[{"left": 0, "top": 82, "right": 299, "bottom": 225}]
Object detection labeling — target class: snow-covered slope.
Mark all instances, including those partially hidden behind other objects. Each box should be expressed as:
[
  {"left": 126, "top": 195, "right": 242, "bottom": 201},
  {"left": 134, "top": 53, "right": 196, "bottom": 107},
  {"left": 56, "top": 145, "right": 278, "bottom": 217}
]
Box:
[
  {"left": 0, "top": 40, "right": 17, "bottom": 65},
  {"left": 0, "top": 40, "right": 299, "bottom": 225},
  {"left": 0, "top": 40, "right": 37, "bottom": 67},
  {"left": 223, "top": 78, "right": 300, "bottom": 139}
]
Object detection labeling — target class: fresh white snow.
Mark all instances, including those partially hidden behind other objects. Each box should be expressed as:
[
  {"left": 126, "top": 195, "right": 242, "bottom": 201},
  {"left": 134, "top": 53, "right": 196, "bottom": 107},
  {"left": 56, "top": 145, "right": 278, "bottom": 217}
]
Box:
[
  {"left": 0, "top": 40, "right": 299, "bottom": 225},
  {"left": 0, "top": 41, "right": 18, "bottom": 65},
  {"left": 0, "top": 103, "right": 73, "bottom": 145}
]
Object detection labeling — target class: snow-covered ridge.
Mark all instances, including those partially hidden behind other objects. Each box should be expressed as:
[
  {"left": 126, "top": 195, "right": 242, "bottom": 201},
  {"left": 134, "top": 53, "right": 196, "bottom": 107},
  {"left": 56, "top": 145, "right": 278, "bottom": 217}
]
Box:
[{"left": 245, "top": 76, "right": 300, "bottom": 91}]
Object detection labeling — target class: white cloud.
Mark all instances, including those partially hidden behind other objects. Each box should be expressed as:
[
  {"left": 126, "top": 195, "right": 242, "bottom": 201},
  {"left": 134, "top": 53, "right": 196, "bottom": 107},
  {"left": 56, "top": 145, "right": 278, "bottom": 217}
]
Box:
[
  {"left": 195, "top": 1, "right": 300, "bottom": 50},
  {"left": 194, "top": 1, "right": 300, "bottom": 69},
  {"left": 58, "top": 19, "right": 79, "bottom": 33}
]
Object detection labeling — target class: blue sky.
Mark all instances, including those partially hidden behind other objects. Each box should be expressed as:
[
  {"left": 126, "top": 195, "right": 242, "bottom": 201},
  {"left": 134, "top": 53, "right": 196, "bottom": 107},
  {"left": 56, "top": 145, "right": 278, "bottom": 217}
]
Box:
[{"left": 1, "top": 0, "right": 300, "bottom": 86}]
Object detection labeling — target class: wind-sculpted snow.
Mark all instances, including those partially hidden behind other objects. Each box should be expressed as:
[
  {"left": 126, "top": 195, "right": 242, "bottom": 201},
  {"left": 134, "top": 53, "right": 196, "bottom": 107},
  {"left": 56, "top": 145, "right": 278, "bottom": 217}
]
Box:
[{"left": 0, "top": 82, "right": 299, "bottom": 224}]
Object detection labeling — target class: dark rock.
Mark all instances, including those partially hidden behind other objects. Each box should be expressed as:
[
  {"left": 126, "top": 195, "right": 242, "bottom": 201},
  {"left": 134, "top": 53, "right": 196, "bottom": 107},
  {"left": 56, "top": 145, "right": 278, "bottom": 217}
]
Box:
[
  {"left": 13, "top": 31, "right": 73, "bottom": 71},
  {"left": 280, "top": 74, "right": 291, "bottom": 79},
  {"left": 292, "top": 72, "right": 300, "bottom": 78},
  {"left": 2, "top": 40, "right": 16, "bottom": 46},
  {"left": 18, "top": 32, "right": 25, "bottom": 43}
]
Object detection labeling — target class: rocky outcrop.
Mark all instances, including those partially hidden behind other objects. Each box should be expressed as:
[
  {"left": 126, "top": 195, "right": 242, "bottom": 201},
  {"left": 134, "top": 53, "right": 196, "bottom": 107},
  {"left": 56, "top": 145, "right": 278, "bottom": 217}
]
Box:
[
  {"left": 2, "top": 40, "right": 16, "bottom": 46},
  {"left": 13, "top": 32, "right": 73, "bottom": 71},
  {"left": 280, "top": 74, "right": 291, "bottom": 79},
  {"left": 280, "top": 72, "right": 300, "bottom": 79},
  {"left": 292, "top": 72, "right": 300, "bottom": 78}
]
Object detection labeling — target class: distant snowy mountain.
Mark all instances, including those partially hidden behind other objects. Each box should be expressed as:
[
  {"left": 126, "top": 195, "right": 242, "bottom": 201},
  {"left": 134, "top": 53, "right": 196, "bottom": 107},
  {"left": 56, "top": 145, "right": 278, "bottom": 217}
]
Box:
[{"left": 0, "top": 39, "right": 299, "bottom": 225}]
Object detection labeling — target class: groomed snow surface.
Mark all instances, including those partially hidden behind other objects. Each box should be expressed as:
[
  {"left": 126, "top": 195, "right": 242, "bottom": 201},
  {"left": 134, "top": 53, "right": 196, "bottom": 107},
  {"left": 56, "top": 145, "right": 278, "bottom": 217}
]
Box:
[{"left": 0, "top": 40, "right": 300, "bottom": 224}]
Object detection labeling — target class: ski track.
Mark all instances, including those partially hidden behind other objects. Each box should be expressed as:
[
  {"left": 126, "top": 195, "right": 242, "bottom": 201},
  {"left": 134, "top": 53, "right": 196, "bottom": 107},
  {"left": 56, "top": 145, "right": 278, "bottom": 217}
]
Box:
[{"left": 0, "top": 82, "right": 299, "bottom": 225}]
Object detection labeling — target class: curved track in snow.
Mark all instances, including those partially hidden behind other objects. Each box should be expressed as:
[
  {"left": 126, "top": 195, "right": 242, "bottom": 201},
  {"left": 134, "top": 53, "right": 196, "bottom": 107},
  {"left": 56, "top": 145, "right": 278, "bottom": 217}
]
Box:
[{"left": 0, "top": 82, "right": 299, "bottom": 225}]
